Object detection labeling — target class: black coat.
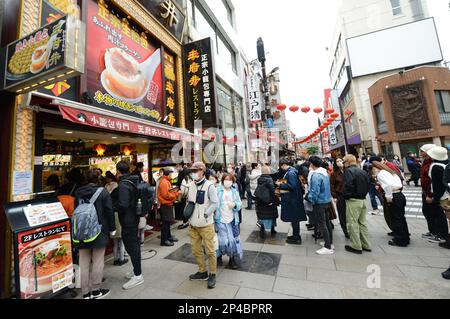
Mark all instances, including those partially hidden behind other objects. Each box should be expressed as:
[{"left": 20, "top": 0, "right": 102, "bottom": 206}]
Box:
[
  {"left": 74, "top": 184, "right": 115, "bottom": 249},
  {"left": 343, "top": 165, "right": 370, "bottom": 200},
  {"left": 255, "top": 174, "right": 279, "bottom": 220},
  {"left": 117, "top": 174, "right": 140, "bottom": 229}
]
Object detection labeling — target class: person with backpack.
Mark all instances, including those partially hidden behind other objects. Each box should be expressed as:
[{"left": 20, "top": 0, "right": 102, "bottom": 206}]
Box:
[
  {"left": 116, "top": 161, "right": 144, "bottom": 290},
  {"left": 186, "top": 162, "right": 219, "bottom": 289},
  {"left": 427, "top": 147, "right": 450, "bottom": 246},
  {"left": 214, "top": 174, "right": 243, "bottom": 270},
  {"left": 255, "top": 165, "right": 279, "bottom": 239},
  {"left": 343, "top": 155, "right": 372, "bottom": 255},
  {"left": 158, "top": 168, "right": 181, "bottom": 247},
  {"left": 247, "top": 164, "right": 262, "bottom": 210},
  {"left": 73, "top": 169, "right": 115, "bottom": 299},
  {"left": 132, "top": 162, "right": 145, "bottom": 183},
  {"left": 276, "top": 159, "right": 306, "bottom": 245}
]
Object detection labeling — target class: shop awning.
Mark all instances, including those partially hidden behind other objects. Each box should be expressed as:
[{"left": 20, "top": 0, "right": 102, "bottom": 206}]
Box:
[{"left": 31, "top": 92, "right": 193, "bottom": 142}]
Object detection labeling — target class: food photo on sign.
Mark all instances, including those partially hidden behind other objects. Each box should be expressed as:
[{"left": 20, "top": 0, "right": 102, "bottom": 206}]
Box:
[
  {"left": 16, "top": 221, "right": 73, "bottom": 299},
  {"left": 85, "top": 0, "right": 164, "bottom": 122}
]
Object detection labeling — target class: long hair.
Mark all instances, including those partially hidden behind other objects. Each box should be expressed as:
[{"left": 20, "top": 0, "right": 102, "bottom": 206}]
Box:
[{"left": 371, "top": 161, "right": 395, "bottom": 175}]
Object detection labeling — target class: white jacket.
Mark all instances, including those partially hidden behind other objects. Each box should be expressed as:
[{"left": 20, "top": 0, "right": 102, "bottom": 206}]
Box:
[
  {"left": 249, "top": 169, "right": 262, "bottom": 196},
  {"left": 187, "top": 179, "right": 218, "bottom": 228}
]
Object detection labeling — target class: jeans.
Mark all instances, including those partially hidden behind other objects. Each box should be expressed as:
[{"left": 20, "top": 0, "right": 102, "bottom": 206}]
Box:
[
  {"left": 346, "top": 199, "right": 371, "bottom": 250},
  {"left": 369, "top": 184, "right": 384, "bottom": 210},
  {"left": 389, "top": 193, "right": 410, "bottom": 245},
  {"left": 79, "top": 248, "right": 106, "bottom": 295},
  {"left": 314, "top": 204, "right": 333, "bottom": 249},
  {"left": 113, "top": 238, "right": 125, "bottom": 261},
  {"left": 422, "top": 196, "right": 435, "bottom": 235},
  {"left": 336, "top": 195, "right": 348, "bottom": 236},
  {"left": 291, "top": 222, "right": 301, "bottom": 240},
  {"left": 246, "top": 190, "right": 253, "bottom": 209},
  {"left": 161, "top": 220, "right": 172, "bottom": 244},
  {"left": 121, "top": 225, "right": 142, "bottom": 277}
]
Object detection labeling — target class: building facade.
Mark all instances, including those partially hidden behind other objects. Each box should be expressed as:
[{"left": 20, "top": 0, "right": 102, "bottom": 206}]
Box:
[
  {"left": 327, "top": 0, "right": 430, "bottom": 156},
  {"left": 369, "top": 66, "right": 450, "bottom": 160}
]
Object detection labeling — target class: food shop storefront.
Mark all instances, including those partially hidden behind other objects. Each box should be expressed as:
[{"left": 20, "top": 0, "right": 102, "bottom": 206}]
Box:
[{"left": 2, "top": 0, "right": 189, "bottom": 298}]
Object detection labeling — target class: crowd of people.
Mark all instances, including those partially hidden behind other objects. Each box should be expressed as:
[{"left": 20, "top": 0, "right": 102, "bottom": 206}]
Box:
[{"left": 46, "top": 146, "right": 450, "bottom": 299}]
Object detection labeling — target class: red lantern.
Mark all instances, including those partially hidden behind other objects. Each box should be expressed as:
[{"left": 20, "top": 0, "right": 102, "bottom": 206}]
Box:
[
  {"left": 325, "top": 108, "right": 334, "bottom": 115},
  {"left": 331, "top": 112, "right": 340, "bottom": 118},
  {"left": 277, "top": 104, "right": 287, "bottom": 111},
  {"left": 289, "top": 105, "right": 299, "bottom": 113},
  {"left": 301, "top": 106, "right": 311, "bottom": 113},
  {"left": 313, "top": 107, "right": 323, "bottom": 114}
]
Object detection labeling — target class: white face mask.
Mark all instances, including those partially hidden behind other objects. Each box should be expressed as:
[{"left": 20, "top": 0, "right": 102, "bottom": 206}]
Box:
[
  {"left": 191, "top": 173, "right": 200, "bottom": 181},
  {"left": 223, "top": 180, "right": 233, "bottom": 189}
]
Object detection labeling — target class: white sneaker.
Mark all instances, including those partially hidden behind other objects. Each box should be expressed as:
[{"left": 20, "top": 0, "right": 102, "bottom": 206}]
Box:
[
  {"left": 144, "top": 225, "right": 154, "bottom": 231},
  {"left": 320, "top": 242, "right": 335, "bottom": 250},
  {"left": 316, "top": 247, "right": 335, "bottom": 255},
  {"left": 123, "top": 275, "right": 144, "bottom": 290},
  {"left": 125, "top": 271, "right": 134, "bottom": 280},
  {"left": 370, "top": 210, "right": 380, "bottom": 216}
]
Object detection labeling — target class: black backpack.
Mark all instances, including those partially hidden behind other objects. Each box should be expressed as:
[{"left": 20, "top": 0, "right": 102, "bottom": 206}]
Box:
[
  {"left": 255, "top": 183, "right": 272, "bottom": 205},
  {"left": 124, "top": 180, "right": 151, "bottom": 217}
]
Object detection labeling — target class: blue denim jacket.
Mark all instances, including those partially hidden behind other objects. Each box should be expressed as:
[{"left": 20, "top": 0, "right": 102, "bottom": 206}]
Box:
[{"left": 308, "top": 168, "right": 332, "bottom": 205}]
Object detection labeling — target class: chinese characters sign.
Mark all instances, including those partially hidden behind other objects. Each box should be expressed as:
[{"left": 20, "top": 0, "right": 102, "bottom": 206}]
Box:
[
  {"left": 15, "top": 221, "right": 73, "bottom": 299},
  {"left": 86, "top": 0, "right": 164, "bottom": 122},
  {"left": 183, "top": 38, "right": 217, "bottom": 128},
  {"left": 58, "top": 104, "right": 191, "bottom": 142},
  {"left": 163, "top": 52, "right": 177, "bottom": 126},
  {"left": 3, "top": 16, "right": 83, "bottom": 93},
  {"left": 247, "top": 75, "right": 263, "bottom": 123},
  {"left": 136, "top": 0, "right": 186, "bottom": 42}
]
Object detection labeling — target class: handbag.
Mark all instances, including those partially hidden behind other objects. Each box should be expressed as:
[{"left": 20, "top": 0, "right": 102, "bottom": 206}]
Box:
[{"left": 183, "top": 201, "right": 196, "bottom": 219}]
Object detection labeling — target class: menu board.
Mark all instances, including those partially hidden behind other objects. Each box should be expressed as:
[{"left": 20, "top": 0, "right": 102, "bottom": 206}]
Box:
[
  {"left": 23, "top": 202, "right": 68, "bottom": 227},
  {"left": 16, "top": 221, "right": 73, "bottom": 299},
  {"left": 43, "top": 155, "right": 72, "bottom": 167},
  {"left": 89, "top": 156, "right": 122, "bottom": 175}
]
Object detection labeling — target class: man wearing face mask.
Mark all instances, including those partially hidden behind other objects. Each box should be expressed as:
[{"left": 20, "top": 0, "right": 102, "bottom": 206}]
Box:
[
  {"left": 158, "top": 169, "right": 181, "bottom": 247},
  {"left": 276, "top": 158, "right": 307, "bottom": 245},
  {"left": 187, "top": 162, "right": 219, "bottom": 289}
]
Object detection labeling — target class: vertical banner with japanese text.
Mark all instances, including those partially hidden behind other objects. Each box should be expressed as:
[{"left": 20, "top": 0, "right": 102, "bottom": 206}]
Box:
[
  {"left": 163, "top": 52, "right": 178, "bottom": 127},
  {"left": 247, "top": 75, "right": 262, "bottom": 123},
  {"left": 183, "top": 38, "right": 217, "bottom": 129}
]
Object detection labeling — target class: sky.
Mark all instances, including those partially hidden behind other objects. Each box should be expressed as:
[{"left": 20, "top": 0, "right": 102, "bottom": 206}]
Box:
[{"left": 233, "top": 0, "right": 450, "bottom": 138}]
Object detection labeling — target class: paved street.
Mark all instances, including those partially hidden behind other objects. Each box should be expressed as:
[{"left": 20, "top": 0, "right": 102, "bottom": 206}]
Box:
[{"left": 71, "top": 191, "right": 450, "bottom": 300}]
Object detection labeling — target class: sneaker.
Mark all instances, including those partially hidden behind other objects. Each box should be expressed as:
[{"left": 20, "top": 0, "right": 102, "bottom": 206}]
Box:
[
  {"left": 125, "top": 271, "right": 134, "bottom": 280},
  {"left": 144, "top": 225, "right": 154, "bottom": 231},
  {"left": 91, "top": 289, "right": 110, "bottom": 299},
  {"left": 362, "top": 248, "right": 372, "bottom": 252},
  {"left": 422, "top": 232, "right": 434, "bottom": 240},
  {"left": 177, "top": 223, "right": 189, "bottom": 230},
  {"left": 83, "top": 292, "right": 92, "bottom": 299},
  {"left": 388, "top": 240, "right": 408, "bottom": 247},
  {"left": 320, "top": 242, "right": 335, "bottom": 250},
  {"left": 161, "top": 240, "right": 175, "bottom": 247},
  {"left": 189, "top": 271, "right": 209, "bottom": 281},
  {"left": 140, "top": 242, "right": 145, "bottom": 247},
  {"left": 439, "top": 241, "right": 450, "bottom": 249},
  {"left": 118, "top": 259, "right": 129, "bottom": 266},
  {"left": 370, "top": 210, "right": 380, "bottom": 216},
  {"left": 256, "top": 221, "right": 261, "bottom": 228},
  {"left": 316, "top": 247, "right": 335, "bottom": 255},
  {"left": 169, "top": 237, "right": 179, "bottom": 243},
  {"left": 286, "top": 238, "right": 302, "bottom": 245},
  {"left": 113, "top": 260, "right": 119, "bottom": 266},
  {"left": 428, "top": 236, "right": 444, "bottom": 244},
  {"left": 442, "top": 268, "right": 450, "bottom": 280},
  {"left": 207, "top": 274, "right": 216, "bottom": 289},
  {"left": 345, "top": 245, "right": 362, "bottom": 254},
  {"left": 123, "top": 275, "right": 144, "bottom": 290}
]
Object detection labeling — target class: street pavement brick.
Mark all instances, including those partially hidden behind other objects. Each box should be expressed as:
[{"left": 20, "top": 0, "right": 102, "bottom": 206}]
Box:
[
  {"left": 217, "top": 269, "right": 276, "bottom": 292},
  {"left": 175, "top": 280, "right": 240, "bottom": 299},
  {"left": 273, "top": 277, "right": 344, "bottom": 299},
  {"left": 275, "top": 264, "right": 308, "bottom": 281},
  {"left": 235, "top": 287, "right": 302, "bottom": 299}
]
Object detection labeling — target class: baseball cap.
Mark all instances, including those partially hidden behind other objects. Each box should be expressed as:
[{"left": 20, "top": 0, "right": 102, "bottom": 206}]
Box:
[{"left": 191, "top": 162, "right": 206, "bottom": 171}]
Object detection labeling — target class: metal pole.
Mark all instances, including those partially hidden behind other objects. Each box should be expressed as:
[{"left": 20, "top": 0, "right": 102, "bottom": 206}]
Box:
[{"left": 338, "top": 96, "right": 350, "bottom": 154}]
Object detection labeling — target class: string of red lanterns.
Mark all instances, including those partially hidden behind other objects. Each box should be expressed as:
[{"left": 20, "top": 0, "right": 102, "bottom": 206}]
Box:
[{"left": 293, "top": 111, "right": 340, "bottom": 145}]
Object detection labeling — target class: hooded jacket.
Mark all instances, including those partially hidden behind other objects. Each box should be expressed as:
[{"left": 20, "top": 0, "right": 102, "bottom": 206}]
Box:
[
  {"left": 74, "top": 183, "right": 115, "bottom": 249},
  {"left": 255, "top": 174, "right": 278, "bottom": 220},
  {"left": 117, "top": 174, "right": 140, "bottom": 228},
  {"left": 343, "top": 165, "right": 370, "bottom": 200},
  {"left": 308, "top": 167, "right": 332, "bottom": 205}
]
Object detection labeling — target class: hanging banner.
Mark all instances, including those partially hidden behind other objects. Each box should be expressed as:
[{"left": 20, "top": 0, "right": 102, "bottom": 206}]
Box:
[
  {"left": 247, "top": 75, "right": 262, "bottom": 123},
  {"left": 162, "top": 52, "right": 178, "bottom": 127},
  {"left": 58, "top": 104, "right": 191, "bottom": 142},
  {"left": 183, "top": 37, "right": 217, "bottom": 129},
  {"left": 85, "top": 0, "right": 164, "bottom": 123}
]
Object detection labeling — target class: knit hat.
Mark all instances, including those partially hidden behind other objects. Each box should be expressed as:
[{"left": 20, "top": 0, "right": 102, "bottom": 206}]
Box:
[
  {"left": 427, "top": 146, "right": 449, "bottom": 162},
  {"left": 420, "top": 144, "right": 436, "bottom": 153}
]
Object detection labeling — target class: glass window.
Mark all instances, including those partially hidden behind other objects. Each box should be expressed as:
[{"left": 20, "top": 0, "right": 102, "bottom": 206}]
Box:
[
  {"left": 390, "top": 0, "right": 402, "bottom": 15},
  {"left": 187, "top": 0, "right": 194, "bottom": 23},
  {"left": 374, "top": 103, "right": 386, "bottom": 123},
  {"left": 194, "top": 5, "right": 215, "bottom": 39},
  {"left": 217, "top": 33, "right": 237, "bottom": 73},
  {"left": 436, "top": 91, "right": 450, "bottom": 113},
  {"left": 223, "top": 0, "right": 233, "bottom": 26}
]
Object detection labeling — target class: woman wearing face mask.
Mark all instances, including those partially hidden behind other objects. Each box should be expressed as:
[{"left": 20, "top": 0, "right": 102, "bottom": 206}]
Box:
[
  {"left": 372, "top": 161, "right": 410, "bottom": 247},
  {"left": 209, "top": 175, "right": 219, "bottom": 187},
  {"left": 214, "top": 174, "right": 243, "bottom": 269},
  {"left": 330, "top": 158, "right": 349, "bottom": 238}
]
